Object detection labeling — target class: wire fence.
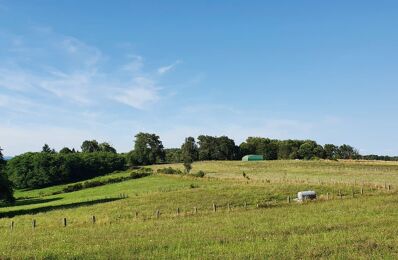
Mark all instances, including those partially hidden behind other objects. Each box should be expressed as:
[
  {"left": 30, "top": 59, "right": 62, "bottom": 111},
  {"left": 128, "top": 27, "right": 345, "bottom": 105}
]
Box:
[{"left": 1, "top": 184, "right": 395, "bottom": 232}]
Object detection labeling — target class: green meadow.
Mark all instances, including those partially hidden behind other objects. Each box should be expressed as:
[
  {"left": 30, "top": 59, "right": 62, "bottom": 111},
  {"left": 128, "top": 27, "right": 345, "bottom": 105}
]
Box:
[{"left": 1, "top": 160, "right": 397, "bottom": 259}]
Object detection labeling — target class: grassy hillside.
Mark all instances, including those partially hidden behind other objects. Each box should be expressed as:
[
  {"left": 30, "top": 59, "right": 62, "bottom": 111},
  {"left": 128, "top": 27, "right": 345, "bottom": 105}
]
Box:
[{"left": 0, "top": 160, "right": 397, "bottom": 258}]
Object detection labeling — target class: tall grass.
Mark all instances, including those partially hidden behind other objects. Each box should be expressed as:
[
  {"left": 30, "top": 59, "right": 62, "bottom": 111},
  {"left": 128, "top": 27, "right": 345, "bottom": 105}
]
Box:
[{"left": 0, "top": 160, "right": 397, "bottom": 258}]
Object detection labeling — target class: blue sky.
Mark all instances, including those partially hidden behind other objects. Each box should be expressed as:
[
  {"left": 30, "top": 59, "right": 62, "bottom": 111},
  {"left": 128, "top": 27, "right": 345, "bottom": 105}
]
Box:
[{"left": 1, "top": 1, "right": 398, "bottom": 156}]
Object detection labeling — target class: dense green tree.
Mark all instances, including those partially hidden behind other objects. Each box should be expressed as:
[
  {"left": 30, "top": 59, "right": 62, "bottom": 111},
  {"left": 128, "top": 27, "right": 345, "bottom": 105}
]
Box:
[
  {"left": 0, "top": 147, "right": 14, "bottom": 203},
  {"left": 314, "top": 144, "right": 326, "bottom": 159},
  {"left": 239, "top": 137, "right": 278, "bottom": 160},
  {"left": 361, "top": 154, "right": 398, "bottom": 161},
  {"left": 277, "top": 141, "right": 292, "bottom": 159},
  {"left": 164, "top": 148, "right": 182, "bottom": 163},
  {"left": 181, "top": 137, "right": 199, "bottom": 162},
  {"left": 59, "top": 147, "right": 73, "bottom": 154},
  {"left": 99, "top": 142, "right": 117, "bottom": 153},
  {"left": 324, "top": 144, "right": 338, "bottom": 160},
  {"left": 6, "top": 152, "right": 126, "bottom": 189},
  {"left": 126, "top": 150, "right": 139, "bottom": 167},
  {"left": 81, "top": 140, "right": 100, "bottom": 153},
  {"left": 277, "top": 140, "right": 306, "bottom": 159},
  {"left": 197, "top": 135, "right": 217, "bottom": 160},
  {"left": 42, "top": 144, "right": 55, "bottom": 153},
  {"left": 298, "top": 141, "right": 316, "bottom": 160},
  {"left": 132, "top": 133, "right": 165, "bottom": 165},
  {"left": 181, "top": 137, "right": 198, "bottom": 173},
  {"left": 81, "top": 141, "right": 116, "bottom": 153},
  {"left": 337, "top": 144, "right": 360, "bottom": 159},
  {"left": 216, "top": 136, "right": 240, "bottom": 160},
  {"left": 0, "top": 147, "right": 5, "bottom": 170},
  {"left": 198, "top": 135, "right": 239, "bottom": 160}
]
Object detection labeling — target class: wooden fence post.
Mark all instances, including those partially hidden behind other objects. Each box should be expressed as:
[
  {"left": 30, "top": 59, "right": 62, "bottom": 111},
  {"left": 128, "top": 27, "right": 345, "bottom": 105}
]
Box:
[
  {"left": 156, "top": 209, "right": 160, "bottom": 218},
  {"left": 63, "top": 218, "right": 67, "bottom": 227},
  {"left": 194, "top": 207, "right": 197, "bottom": 214},
  {"left": 176, "top": 207, "right": 180, "bottom": 216},
  {"left": 10, "top": 221, "right": 14, "bottom": 230},
  {"left": 135, "top": 212, "right": 139, "bottom": 218},
  {"left": 92, "top": 216, "right": 96, "bottom": 224},
  {"left": 227, "top": 203, "right": 231, "bottom": 212},
  {"left": 388, "top": 185, "right": 391, "bottom": 191},
  {"left": 32, "top": 219, "right": 36, "bottom": 229},
  {"left": 213, "top": 203, "right": 217, "bottom": 212},
  {"left": 361, "top": 187, "right": 364, "bottom": 195},
  {"left": 287, "top": 196, "right": 291, "bottom": 203}
]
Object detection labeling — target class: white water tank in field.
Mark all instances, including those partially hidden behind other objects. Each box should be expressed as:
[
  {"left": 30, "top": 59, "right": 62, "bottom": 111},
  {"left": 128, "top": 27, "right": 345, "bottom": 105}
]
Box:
[{"left": 297, "top": 191, "right": 317, "bottom": 201}]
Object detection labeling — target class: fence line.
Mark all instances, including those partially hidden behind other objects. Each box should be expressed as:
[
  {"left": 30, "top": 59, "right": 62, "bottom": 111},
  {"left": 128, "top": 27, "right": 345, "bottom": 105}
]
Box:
[{"left": 1, "top": 182, "right": 395, "bottom": 231}]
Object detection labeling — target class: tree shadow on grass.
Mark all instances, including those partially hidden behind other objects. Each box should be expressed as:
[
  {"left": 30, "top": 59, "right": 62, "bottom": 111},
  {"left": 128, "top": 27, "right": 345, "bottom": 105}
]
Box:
[
  {"left": 0, "top": 197, "right": 124, "bottom": 218},
  {"left": 12, "top": 197, "right": 62, "bottom": 207}
]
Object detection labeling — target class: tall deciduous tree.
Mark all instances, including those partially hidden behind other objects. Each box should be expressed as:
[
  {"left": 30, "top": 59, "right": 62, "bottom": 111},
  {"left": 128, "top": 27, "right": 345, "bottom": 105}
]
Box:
[
  {"left": 81, "top": 140, "right": 117, "bottom": 153},
  {"left": 42, "top": 144, "right": 55, "bottom": 153},
  {"left": 239, "top": 137, "right": 278, "bottom": 160},
  {"left": 324, "top": 144, "right": 338, "bottom": 160},
  {"left": 164, "top": 148, "right": 182, "bottom": 163},
  {"left": 59, "top": 147, "right": 73, "bottom": 154},
  {"left": 197, "top": 135, "right": 239, "bottom": 160},
  {"left": 337, "top": 144, "right": 359, "bottom": 159},
  {"left": 81, "top": 140, "right": 100, "bottom": 153},
  {"left": 133, "top": 133, "right": 165, "bottom": 165},
  {"left": 181, "top": 137, "right": 198, "bottom": 173},
  {"left": 99, "top": 142, "right": 117, "bottom": 153},
  {"left": 181, "top": 137, "right": 198, "bottom": 162}
]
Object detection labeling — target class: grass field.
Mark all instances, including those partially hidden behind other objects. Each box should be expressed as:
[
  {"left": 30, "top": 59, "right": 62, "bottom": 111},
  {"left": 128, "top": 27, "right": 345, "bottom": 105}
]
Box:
[{"left": 1, "top": 160, "right": 397, "bottom": 259}]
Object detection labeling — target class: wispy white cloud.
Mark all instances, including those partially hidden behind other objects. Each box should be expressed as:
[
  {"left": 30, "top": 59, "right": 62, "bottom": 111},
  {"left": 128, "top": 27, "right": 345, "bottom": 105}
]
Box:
[
  {"left": 112, "top": 77, "right": 160, "bottom": 109},
  {"left": 0, "top": 28, "right": 179, "bottom": 110},
  {"left": 0, "top": 67, "right": 36, "bottom": 91},
  {"left": 123, "top": 55, "right": 144, "bottom": 74},
  {"left": 38, "top": 70, "right": 94, "bottom": 105},
  {"left": 0, "top": 94, "right": 38, "bottom": 113},
  {"left": 157, "top": 60, "right": 182, "bottom": 75}
]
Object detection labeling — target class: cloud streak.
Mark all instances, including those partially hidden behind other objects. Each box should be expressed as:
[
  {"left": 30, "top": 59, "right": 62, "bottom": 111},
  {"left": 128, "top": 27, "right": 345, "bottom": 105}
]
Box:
[
  {"left": 0, "top": 28, "right": 179, "bottom": 110},
  {"left": 112, "top": 77, "right": 160, "bottom": 109},
  {"left": 157, "top": 60, "right": 182, "bottom": 75}
]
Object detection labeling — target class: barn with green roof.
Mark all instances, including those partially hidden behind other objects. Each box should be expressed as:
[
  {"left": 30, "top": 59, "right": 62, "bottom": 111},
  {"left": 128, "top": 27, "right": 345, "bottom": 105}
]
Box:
[{"left": 242, "top": 155, "right": 264, "bottom": 161}]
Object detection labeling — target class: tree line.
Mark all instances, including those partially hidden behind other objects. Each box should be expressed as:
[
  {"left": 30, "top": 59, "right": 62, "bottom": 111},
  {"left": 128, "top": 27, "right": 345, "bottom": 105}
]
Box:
[
  {"left": 163, "top": 136, "right": 361, "bottom": 164},
  {"left": 0, "top": 132, "right": 395, "bottom": 204}
]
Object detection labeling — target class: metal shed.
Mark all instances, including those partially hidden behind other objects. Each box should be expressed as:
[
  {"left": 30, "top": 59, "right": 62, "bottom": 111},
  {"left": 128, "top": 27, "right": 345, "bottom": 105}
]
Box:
[
  {"left": 242, "top": 155, "right": 264, "bottom": 161},
  {"left": 297, "top": 191, "right": 317, "bottom": 201}
]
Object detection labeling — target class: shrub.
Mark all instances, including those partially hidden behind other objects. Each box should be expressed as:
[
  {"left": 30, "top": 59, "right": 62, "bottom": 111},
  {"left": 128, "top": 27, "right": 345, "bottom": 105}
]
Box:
[
  {"left": 63, "top": 183, "right": 84, "bottom": 193},
  {"left": 83, "top": 180, "right": 104, "bottom": 188},
  {"left": 130, "top": 169, "right": 152, "bottom": 179},
  {"left": 191, "top": 170, "right": 205, "bottom": 178},
  {"left": 157, "top": 167, "right": 183, "bottom": 175},
  {"left": 137, "top": 168, "right": 153, "bottom": 174}
]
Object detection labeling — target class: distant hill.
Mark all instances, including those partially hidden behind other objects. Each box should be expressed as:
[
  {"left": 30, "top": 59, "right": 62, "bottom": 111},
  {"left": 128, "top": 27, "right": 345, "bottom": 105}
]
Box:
[{"left": 3, "top": 156, "right": 13, "bottom": 161}]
